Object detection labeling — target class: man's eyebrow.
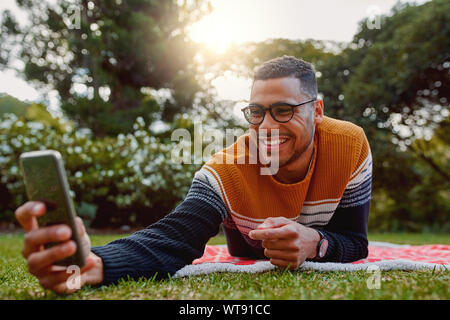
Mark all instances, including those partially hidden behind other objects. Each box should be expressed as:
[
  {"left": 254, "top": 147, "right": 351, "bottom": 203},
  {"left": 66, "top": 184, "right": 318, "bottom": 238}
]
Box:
[
  {"left": 247, "top": 101, "right": 298, "bottom": 108},
  {"left": 269, "top": 101, "right": 298, "bottom": 107},
  {"left": 247, "top": 102, "right": 265, "bottom": 107}
]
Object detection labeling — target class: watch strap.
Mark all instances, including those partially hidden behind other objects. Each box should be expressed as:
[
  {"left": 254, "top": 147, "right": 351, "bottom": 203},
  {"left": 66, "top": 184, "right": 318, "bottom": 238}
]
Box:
[{"left": 314, "top": 230, "right": 327, "bottom": 260}]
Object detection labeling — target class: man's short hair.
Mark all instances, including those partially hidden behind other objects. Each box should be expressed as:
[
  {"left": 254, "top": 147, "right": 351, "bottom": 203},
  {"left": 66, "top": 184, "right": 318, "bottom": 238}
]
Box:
[{"left": 253, "top": 56, "right": 318, "bottom": 99}]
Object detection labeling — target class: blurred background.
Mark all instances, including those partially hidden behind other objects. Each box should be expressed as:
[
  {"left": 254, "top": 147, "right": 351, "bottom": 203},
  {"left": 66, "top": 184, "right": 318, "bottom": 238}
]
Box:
[{"left": 0, "top": 0, "right": 448, "bottom": 232}]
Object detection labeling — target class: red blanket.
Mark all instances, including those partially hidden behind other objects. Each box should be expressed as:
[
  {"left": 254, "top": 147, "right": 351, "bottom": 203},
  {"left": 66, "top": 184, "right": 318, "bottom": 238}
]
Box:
[
  {"left": 173, "top": 242, "right": 449, "bottom": 278},
  {"left": 193, "top": 243, "right": 450, "bottom": 266}
]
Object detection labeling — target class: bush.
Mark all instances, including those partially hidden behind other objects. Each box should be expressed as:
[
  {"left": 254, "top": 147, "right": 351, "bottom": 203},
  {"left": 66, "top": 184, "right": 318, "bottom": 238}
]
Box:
[{"left": 0, "top": 113, "right": 200, "bottom": 228}]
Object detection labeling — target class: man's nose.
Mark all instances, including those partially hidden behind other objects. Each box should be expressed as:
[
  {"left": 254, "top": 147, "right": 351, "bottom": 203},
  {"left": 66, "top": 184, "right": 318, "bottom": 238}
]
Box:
[{"left": 258, "top": 110, "right": 280, "bottom": 133}]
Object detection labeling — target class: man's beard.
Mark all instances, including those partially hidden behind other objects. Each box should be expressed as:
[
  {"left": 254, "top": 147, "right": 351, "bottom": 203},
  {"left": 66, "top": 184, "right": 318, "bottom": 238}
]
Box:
[{"left": 278, "top": 124, "right": 315, "bottom": 168}]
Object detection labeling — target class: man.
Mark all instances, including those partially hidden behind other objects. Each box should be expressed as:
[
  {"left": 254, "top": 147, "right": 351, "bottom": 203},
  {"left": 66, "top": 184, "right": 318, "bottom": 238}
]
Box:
[{"left": 15, "top": 56, "right": 372, "bottom": 294}]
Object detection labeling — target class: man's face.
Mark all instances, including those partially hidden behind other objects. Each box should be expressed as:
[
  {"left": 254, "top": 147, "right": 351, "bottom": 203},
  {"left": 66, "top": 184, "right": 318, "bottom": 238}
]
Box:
[{"left": 249, "top": 77, "right": 323, "bottom": 168}]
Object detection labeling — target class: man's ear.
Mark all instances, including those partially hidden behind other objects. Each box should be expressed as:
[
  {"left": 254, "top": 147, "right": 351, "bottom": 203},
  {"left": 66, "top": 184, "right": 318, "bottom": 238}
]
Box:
[{"left": 313, "top": 100, "right": 324, "bottom": 125}]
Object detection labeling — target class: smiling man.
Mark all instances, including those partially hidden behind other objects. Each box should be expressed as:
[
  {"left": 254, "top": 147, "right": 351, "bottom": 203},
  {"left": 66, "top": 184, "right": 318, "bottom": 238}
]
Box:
[{"left": 15, "top": 56, "right": 372, "bottom": 293}]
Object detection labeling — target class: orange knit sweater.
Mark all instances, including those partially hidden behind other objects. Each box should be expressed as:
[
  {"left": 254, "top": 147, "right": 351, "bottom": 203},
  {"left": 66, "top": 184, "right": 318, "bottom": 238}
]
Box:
[{"left": 196, "top": 115, "right": 372, "bottom": 235}]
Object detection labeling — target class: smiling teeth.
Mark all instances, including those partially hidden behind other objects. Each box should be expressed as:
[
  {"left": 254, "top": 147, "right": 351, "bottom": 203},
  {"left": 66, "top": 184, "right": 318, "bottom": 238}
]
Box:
[{"left": 262, "top": 138, "right": 288, "bottom": 145}]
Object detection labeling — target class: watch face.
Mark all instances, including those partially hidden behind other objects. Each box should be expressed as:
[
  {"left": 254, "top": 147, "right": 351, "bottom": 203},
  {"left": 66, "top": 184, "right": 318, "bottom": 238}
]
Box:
[{"left": 319, "top": 239, "right": 328, "bottom": 258}]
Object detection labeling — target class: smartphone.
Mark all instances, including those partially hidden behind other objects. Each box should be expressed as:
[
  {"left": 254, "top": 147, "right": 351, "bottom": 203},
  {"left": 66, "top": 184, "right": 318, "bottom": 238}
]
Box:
[{"left": 19, "top": 150, "right": 86, "bottom": 268}]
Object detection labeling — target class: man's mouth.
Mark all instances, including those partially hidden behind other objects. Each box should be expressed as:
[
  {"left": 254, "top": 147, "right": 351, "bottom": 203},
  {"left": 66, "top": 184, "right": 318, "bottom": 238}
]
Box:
[{"left": 259, "top": 136, "right": 291, "bottom": 149}]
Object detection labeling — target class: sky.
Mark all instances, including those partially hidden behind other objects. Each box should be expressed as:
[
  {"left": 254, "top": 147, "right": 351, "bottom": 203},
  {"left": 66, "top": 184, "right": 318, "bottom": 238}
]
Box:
[
  {"left": 0, "top": 0, "right": 429, "bottom": 108},
  {"left": 190, "top": 0, "right": 412, "bottom": 49}
]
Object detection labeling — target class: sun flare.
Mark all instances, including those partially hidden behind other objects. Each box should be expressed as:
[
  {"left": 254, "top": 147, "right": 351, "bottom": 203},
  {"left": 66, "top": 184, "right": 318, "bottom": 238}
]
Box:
[{"left": 188, "top": 1, "right": 260, "bottom": 53}]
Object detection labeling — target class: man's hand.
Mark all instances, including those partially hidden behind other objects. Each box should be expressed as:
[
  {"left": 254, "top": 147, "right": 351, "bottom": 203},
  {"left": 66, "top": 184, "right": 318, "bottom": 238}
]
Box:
[
  {"left": 248, "top": 217, "right": 320, "bottom": 269},
  {"left": 15, "top": 201, "right": 104, "bottom": 294}
]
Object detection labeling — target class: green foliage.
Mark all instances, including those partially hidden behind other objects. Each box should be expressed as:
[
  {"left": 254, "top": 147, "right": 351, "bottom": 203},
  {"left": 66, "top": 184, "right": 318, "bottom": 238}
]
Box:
[
  {"left": 0, "top": 0, "right": 211, "bottom": 135},
  {"left": 60, "top": 96, "right": 160, "bottom": 136},
  {"left": 0, "top": 94, "right": 29, "bottom": 117},
  {"left": 338, "top": 0, "right": 450, "bottom": 232},
  {"left": 0, "top": 93, "right": 72, "bottom": 131},
  {"left": 344, "top": 0, "right": 449, "bottom": 138},
  {"left": 202, "top": 38, "right": 338, "bottom": 81},
  {"left": 0, "top": 112, "right": 201, "bottom": 227}
]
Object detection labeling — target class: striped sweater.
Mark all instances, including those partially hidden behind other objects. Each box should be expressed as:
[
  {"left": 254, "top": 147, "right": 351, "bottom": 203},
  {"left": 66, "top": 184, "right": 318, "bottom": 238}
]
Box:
[{"left": 92, "top": 116, "right": 372, "bottom": 284}]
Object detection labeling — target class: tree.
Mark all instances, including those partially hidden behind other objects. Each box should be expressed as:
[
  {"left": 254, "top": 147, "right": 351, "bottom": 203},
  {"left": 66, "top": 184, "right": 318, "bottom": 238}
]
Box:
[
  {"left": 201, "top": 38, "right": 337, "bottom": 80},
  {"left": 343, "top": 0, "right": 450, "bottom": 181},
  {"left": 0, "top": 93, "right": 71, "bottom": 131},
  {"left": 0, "top": 93, "right": 29, "bottom": 117},
  {"left": 0, "top": 0, "right": 211, "bottom": 136}
]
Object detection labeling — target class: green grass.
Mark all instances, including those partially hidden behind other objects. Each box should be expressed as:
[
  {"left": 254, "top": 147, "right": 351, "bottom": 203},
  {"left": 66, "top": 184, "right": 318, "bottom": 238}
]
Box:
[{"left": 0, "top": 232, "right": 448, "bottom": 300}]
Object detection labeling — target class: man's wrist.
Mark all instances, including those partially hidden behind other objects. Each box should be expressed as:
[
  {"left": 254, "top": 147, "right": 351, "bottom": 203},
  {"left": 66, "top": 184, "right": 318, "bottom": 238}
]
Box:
[
  {"left": 88, "top": 252, "right": 105, "bottom": 285},
  {"left": 307, "top": 228, "right": 321, "bottom": 259}
]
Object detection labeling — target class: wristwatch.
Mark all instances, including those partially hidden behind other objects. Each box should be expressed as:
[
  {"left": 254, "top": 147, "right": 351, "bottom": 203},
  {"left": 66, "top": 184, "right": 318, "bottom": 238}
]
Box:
[{"left": 314, "top": 230, "right": 328, "bottom": 260}]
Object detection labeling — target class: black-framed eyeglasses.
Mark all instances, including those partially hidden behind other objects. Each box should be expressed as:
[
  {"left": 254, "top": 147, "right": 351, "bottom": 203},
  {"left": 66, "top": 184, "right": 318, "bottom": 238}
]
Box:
[{"left": 241, "top": 98, "right": 316, "bottom": 125}]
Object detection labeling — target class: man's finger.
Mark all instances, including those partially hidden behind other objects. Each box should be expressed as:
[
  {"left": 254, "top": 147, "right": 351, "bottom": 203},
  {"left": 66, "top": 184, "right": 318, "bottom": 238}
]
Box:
[
  {"left": 22, "top": 225, "right": 72, "bottom": 258},
  {"left": 257, "top": 217, "right": 294, "bottom": 229},
  {"left": 52, "top": 272, "right": 88, "bottom": 295},
  {"left": 38, "top": 270, "right": 72, "bottom": 289},
  {"left": 35, "top": 255, "right": 95, "bottom": 280},
  {"left": 264, "top": 248, "right": 298, "bottom": 261},
  {"left": 270, "top": 258, "right": 298, "bottom": 270},
  {"left": 249, "top": 224, "right": 297, "bottom": 240},
  {"left": 83, "top": 256, "right": 96, "bottom": 271},
  {"left": 39, "top": 258, "right": 94, "bottom": 290},
  {"left": 27, "top": 241, "right": 76, "bottom": 274},
  {"left": 262, "top": 239, "right": 298, "bottom": 250},
  {"left": 15, "top": 201, "right": 46, "bottom": 232}
]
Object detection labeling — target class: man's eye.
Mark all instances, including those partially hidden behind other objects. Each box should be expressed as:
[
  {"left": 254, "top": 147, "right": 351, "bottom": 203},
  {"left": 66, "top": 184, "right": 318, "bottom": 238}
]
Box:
[
  {"left": 274, "top": 107, "right": 292, "bottom": 114},
  {"left": 249, "top": 108, "right": 263, "bottom": 115}
]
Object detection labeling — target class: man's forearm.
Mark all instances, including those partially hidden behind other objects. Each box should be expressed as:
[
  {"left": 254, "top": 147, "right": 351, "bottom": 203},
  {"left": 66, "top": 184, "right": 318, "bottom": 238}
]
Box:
[
  {"left": 310, "top": 199, "right": 370, "bottom": 263},
  {"left": 311, "top": 228, "right": 368, "bottom": 262},
  {"left": 90, "top": 178, "right": 227, "bottom": 285}
]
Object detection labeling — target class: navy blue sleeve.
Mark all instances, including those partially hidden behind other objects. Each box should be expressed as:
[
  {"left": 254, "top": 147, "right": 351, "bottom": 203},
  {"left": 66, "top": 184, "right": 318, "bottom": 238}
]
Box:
[
  {"left": 91, "top": 178, "right": 227, "bottom": 285},
  {"left": 310, "top": 173, "right": 372, "bottom": 263}
]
